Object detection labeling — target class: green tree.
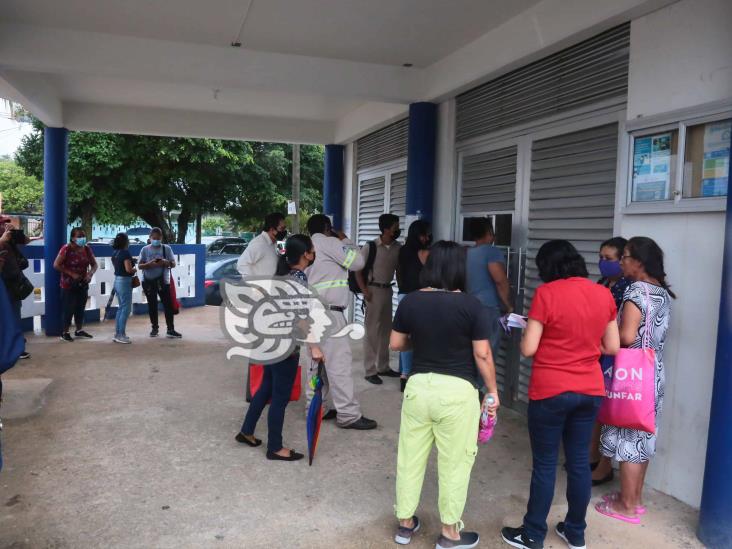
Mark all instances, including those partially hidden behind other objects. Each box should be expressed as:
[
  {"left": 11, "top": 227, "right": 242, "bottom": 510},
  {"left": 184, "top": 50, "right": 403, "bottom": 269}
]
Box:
[{"left": 0, "top": 160, "right": 44, "bottom": 213}]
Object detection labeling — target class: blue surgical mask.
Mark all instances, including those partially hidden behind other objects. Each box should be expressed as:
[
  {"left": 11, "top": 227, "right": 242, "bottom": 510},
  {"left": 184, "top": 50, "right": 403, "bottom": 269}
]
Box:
[
  {"left": 75, "top": 237, "right": 87, "bottom": 246},
  {"left": 151, "top": 239, "right": 161, "bottom": 247},
  {"left": 599, "top": 258, "right": 622, "bottom": 279}
]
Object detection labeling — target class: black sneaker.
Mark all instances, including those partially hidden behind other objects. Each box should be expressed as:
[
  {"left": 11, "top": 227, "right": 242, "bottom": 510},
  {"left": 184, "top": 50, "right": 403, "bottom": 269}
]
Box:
[
  {"left": 380, "top": 369, "right": 401, "bottom": 378},
  {"left": 150, "top": 328, "right": 159, "bottom": 338},
  {"left": 60, "top": 333, "right": 74, "bottom": 342},
  {"left": 365, "top": 374, "right": 383, "bottom": 385},
  {"left": 436, "top": 531, "right": 480, "bottom": 549},
  {"left": 501, "top": 526, "right": 542, "bottom": 549},
  {"left": 166, "top": 329, "right": 182, "bottom": 339},
  {"left": 395, "top": 515, "right": 420, "bottom": 545},
  {"left": 555, "top": 523, "right": 585, "bottom": 549},
  {"left": 339, "top": 416, "right": 377, "bottom": 430},
  {"left": 74, "top": 330, "right": 93, "bottom": 339},
  {"left": 19, "top": 351, "right": 30, "bottom": 359}
]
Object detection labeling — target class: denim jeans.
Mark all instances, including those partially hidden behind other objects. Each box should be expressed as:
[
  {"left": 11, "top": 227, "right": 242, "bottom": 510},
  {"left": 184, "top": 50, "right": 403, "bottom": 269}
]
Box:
[
  {"left": 241, "top": 354, "right": 299, "bottom": 452},
  {"left": 397, "top": 294, "right": 413, "bottom": 375},
  {"left": 523, "top": 392, "right": 603, "bottom": 545},
  {"left": 114, "top": 276, "right": 132, "bottom": 336}
]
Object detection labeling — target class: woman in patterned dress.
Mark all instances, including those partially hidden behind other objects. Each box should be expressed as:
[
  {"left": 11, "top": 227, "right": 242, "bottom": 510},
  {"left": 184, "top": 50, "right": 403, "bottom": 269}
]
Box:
[{"left": 596, "top": 237, "right": 675, "bottom": 523}]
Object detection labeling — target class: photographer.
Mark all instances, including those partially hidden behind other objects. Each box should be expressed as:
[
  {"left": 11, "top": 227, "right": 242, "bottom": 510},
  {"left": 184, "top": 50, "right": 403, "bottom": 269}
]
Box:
[
  {"left": 53, "top": 227, "right": 98, "bottom": 342},
  {"left": 0, "top": 217, "right": 32, "bottom": 359}
]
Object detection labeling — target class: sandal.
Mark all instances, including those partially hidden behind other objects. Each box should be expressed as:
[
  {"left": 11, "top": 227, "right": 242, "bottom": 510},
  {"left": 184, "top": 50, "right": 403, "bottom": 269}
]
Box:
[
  {"left": 235, "top": 433, "right": 262, "bottom": 447},
  {"left": 595, "top": 500, "right": 640, "bottom": 524},
  {"left": 603, "top": 492, "right": 647, "bottom": 515}
]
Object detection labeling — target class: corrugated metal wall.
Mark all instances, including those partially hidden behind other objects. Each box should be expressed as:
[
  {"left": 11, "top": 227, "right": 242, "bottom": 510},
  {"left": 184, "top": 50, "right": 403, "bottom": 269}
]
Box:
[
  {"left": 356, "top": 119, "right": 409, "bottom": 171},
  {"left": 460, "top": 146, "right": 518, "bottom": 213}
]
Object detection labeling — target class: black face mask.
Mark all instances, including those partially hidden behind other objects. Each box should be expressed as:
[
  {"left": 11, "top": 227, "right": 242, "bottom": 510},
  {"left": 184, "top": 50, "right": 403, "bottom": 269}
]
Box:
[
  {"left": 392, "top": 229, "right": 401, "bottom": 240},
  {"left": 423, "top": 235, "right": 433, "bottom": 249},
  {"left": 275, "top": 230, "right": 287, "bottom": 241},
  {"left": 307, "top": 257, "right": 315, "bottom": 267}
]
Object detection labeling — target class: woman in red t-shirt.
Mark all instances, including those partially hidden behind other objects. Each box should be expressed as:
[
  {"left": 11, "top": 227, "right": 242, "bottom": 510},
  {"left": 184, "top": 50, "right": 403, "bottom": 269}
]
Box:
[
  {"left": 53, "top": 227, "right": 98, "bottom": 342},
  {"left": 501, "top": 240, "right": 619, "bottom": 549}
]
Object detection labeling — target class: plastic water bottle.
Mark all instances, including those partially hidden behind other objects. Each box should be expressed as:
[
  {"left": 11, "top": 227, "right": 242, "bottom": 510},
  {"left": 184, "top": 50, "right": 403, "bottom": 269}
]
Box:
[{"left": 478, "top": 396, "right": 497, "bottom": 444}]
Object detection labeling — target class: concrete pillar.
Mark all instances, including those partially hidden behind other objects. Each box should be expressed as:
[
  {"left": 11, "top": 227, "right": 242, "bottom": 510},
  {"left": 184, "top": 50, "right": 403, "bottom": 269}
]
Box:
[
  {"left": 406, "top": 102, "right": 437, "bottom": 223},
  {"left": 323, "top": 144, "right": 345, "bottom": 230},
  {"left": 698, "top": 183, "right": 732, "bottom": 548},
  {"left": 42, "top": 127, "right": 69, "bottom": 337}
]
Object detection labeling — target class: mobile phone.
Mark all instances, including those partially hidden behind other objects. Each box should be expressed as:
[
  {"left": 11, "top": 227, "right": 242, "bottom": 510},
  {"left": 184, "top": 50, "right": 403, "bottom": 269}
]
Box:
[{"left": 10, "top": 229, "right": 26, "bottom": 245}]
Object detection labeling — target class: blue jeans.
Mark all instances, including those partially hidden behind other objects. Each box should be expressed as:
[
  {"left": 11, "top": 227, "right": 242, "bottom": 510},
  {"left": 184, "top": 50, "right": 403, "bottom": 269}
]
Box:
[
  {"left": 523, "top": 392, "right": 603, "bottom": 545},
  {"left": 241, "top": 354, "right": 299, "bottom": 452},
  {"left": 397, "top": 294, "right": 413, "bottom": 375},
  {"left": 114, "top": 276, "right": 133, "bottom": 336}
]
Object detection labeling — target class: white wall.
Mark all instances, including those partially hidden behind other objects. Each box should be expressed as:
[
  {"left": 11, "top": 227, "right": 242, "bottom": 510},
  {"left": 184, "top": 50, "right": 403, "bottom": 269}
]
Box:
[
  {"left": 620, "top": 0, "right": 732, "bottom": 507},
  {"left": 342, "top": 143, "right": 356, "bottom": 239},
  {"left": 433, "top": 99, "right": 457, "bottom": 240}
]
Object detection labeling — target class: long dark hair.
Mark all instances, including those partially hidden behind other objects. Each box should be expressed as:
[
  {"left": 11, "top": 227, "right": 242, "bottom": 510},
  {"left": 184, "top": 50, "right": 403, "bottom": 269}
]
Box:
[
  {"left": 419, "top": 240, "right": 466, "bottom": 291},
  {"left": 112, "top": 232, "right": 129, "bottom": 250},
  {"left": 404, "top": 220, "right": 431, "bottom": 251},
  {"left": 536, "top": 240, "right": 589, "bottom": 283},
  {"left": 276, "top": 234, "right": 313, "bottom": 276},
  {"left": 626, "top": 236, "right": 676, "bottom": 298}
]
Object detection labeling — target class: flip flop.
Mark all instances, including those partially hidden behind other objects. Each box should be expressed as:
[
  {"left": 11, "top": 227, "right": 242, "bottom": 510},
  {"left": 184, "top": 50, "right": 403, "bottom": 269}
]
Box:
[
  {"left": 603, "top": 492, "right": 647, "bottom": 515},
  {"left": 595, "top": 501, "right": 641, "bottom": 524}
]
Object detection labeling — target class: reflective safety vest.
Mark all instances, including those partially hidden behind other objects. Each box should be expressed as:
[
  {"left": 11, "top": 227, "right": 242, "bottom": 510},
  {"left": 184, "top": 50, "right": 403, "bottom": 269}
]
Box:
[{"left": 306, "top": 233, "right": 366, "bottom": 308}]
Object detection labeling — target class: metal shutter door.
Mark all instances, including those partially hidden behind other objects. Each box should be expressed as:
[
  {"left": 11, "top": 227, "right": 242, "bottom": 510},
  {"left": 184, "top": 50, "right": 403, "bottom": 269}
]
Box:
[
  {"left": 354, "top": 176, "right": 387, "bottom": 324},
  {"left": 389, "top": 171, "right": 407, "bottom": 315},
  {"left": 461, "top": 146, "right": 517, "bottom": 213},
  {"left": 518, "top": 123, "right": 619, "bottom": 405},
  {"left": 456, "top": 24, "right": 629, "bottom": 142},
  {"left": 356, "top": 119, "right": 409, "bottom": 170}
]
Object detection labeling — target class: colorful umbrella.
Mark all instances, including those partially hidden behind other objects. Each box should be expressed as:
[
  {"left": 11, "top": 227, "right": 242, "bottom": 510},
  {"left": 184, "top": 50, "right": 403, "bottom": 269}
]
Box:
[{"left": 306, "top": 360, "right": 325, "bottom": 466}]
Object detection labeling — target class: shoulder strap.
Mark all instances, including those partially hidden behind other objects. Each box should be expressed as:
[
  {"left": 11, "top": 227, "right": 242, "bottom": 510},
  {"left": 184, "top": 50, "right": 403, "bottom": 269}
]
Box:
[{"left": 640, "top": 282, "right": 652, "bottom": 350}]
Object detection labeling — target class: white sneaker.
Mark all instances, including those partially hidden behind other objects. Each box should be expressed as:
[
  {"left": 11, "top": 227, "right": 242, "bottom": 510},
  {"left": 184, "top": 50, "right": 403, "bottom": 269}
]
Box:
[{"left": 113, "top": 335, "right": 131, "bottom": 344}]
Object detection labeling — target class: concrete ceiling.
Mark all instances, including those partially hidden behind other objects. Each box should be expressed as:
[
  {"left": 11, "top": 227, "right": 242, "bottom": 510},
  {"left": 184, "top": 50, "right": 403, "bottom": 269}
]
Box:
[
  {"left": 0, "top": 0, "right": 675, "bottom": 144},
  {"left": 2, "top": 0, "right": 539, "bottom": 67}
]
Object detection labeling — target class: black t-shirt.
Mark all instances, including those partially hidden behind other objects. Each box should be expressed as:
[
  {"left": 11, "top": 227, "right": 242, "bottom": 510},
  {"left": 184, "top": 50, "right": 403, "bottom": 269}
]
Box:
[
  {"left": 392, "top": 290, "right": 491, "bottom": 386},
  {"left": 397, "top": 246, "right": 424, "bottom": 295},
  {"left": 112, "top": 249, "right": 133, "bottom": 277}
]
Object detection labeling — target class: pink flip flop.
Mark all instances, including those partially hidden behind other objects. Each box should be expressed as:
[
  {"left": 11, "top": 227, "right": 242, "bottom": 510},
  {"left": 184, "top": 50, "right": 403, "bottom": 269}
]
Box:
[
  {"left": 595, "top": 501, "right": 641, "bottom": 524},
  {"left": 602, "top": 492, "right": 647, "bottom": 515}
]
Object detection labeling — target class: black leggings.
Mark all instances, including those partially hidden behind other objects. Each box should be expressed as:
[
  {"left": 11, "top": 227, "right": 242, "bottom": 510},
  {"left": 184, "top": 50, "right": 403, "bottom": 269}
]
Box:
[
  {"left": 62, "top": 286, "right": 88, "bottom": 332},
  {"left": 142, "top": 278, "right": 175, "bottom": 331}
]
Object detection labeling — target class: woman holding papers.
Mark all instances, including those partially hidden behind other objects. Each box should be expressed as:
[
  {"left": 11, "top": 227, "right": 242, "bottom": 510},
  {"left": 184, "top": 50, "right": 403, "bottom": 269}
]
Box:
[{"left": 501, "top": 240, "right": 619, "bottom": 549}]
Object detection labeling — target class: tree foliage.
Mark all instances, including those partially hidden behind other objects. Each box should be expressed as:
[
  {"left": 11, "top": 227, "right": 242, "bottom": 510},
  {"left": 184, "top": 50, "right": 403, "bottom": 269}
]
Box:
[
  {"left": 0, "top": 160, "right": 44, "bottom": 213},
  {"left": 14, "top": 119, "right": 324, "bottom": 241}
]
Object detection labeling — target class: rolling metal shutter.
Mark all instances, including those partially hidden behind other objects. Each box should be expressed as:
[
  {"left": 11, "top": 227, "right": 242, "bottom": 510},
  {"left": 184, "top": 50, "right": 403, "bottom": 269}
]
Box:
[
  {"left": 356, "top": 119, "right": 409, "bottom": 170},
  {"left": 517, "top": 122, "right": 619, "bottom": 405},
  {"left": 456, "top": 23, "right": 630, "bottom": 143},
  {"left": 354, "top": 176, "right": 387, "bottom": 324},
  {"left": 460, "top": 146, "right": 517, "bottom": 213}
]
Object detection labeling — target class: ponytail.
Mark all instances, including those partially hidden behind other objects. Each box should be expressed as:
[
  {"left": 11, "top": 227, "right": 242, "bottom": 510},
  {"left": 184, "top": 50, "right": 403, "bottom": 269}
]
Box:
[
  {"left": 275, "top": 255, "right": 290, "bottom": 277},
  {"left": 627, "top": 236, "right": 677, "bottom": 299}
]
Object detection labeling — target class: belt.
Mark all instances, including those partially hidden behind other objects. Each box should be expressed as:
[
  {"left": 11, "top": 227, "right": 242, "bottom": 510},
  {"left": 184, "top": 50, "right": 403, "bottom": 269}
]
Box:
[
  {"left": 329, "top": 305, "right": 346, "bottom": 312},
  {"left": 368, "top": 282, "right": 394, "bottom": 289}
]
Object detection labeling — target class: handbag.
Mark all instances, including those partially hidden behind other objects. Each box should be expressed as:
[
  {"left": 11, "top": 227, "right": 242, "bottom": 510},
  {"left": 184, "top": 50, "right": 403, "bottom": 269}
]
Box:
[
  {"left": 597, "top": 284, "right": 656, "bottom": 434},
  {"left": 169, "top": 271, "right": 180, "bottom": 315},
  {"left": 246, "top": 360, "right": 302, "bottom": 403},
  {"left": 6, "top": 273, "right": 34, "bottom": 301},
  {"left": 131, "top": 275, "right": 141, "bottom": 289}
]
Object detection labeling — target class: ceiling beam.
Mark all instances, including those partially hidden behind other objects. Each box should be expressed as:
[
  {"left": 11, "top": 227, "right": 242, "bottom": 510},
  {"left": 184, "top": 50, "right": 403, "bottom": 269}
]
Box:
[
  {"left": 0, "top": 23, "right": 420, "bottom": 104},
  {"left": 62, "top": 102, "right": 335, "bottom": 144},
  {"left": 0, "top": 69, "right": 62, "bottom": 127}
]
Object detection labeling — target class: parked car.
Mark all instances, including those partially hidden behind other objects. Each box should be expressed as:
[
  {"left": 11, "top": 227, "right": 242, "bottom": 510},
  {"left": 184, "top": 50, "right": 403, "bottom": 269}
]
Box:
[
  {"left": 218, "top": 242, "right": 247, "bottom": 255},
  {"left": 204, "top": 254, "right": 241, "bottom": 305},
  {"left": 206, "top": 237, "right": 246, "bottom": 254}
]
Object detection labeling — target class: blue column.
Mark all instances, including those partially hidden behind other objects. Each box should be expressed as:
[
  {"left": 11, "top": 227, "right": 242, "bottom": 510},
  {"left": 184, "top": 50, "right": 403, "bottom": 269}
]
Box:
[
  {"left": 698, "top": 183, "right": 732, "bottom": 548},
  {"left": 406, "top": 102, "right": 437, "bottom": 223},
  {"left": 43, "top": 127, "right": 69, "bottom": 337},
  {"left": 323, "top": 144, "right": 344, "bottom": 230}
]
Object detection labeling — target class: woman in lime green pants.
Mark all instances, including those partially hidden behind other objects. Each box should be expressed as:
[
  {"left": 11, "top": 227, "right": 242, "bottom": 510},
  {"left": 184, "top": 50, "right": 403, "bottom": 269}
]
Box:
[{"left": 390, "top": 241, "right": 499, "bottom": 549}]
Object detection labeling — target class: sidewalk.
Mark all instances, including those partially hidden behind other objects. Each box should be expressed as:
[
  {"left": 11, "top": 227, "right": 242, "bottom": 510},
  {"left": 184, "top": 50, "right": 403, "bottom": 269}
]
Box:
[{"left": 0, "top": 307, "right": 702, "bottom": 548}]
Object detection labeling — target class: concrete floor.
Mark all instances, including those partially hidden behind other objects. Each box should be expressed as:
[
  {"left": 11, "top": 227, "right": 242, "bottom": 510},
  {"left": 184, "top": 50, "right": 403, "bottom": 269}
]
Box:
[{"left": 0, "top": 307, "right": 703, "bottom": 549}]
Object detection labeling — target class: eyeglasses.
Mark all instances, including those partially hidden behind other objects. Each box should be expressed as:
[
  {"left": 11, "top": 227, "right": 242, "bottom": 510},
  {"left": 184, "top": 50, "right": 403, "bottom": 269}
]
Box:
[{"left": 620, "top": 254, "right": 633, "bottom": 261}]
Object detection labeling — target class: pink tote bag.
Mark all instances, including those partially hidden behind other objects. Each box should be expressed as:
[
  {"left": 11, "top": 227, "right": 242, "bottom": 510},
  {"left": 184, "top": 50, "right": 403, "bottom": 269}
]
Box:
[{"left": 597, "top": 285, "right": 656, "bottom": 434}]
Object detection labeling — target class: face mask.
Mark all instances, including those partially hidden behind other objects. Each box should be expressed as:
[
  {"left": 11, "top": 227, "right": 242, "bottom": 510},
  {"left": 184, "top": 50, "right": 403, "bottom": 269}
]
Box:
[
  {"left": 599, "top": 258, "right": 622, "bottom": 278},
  {"left": 75, "top": 237, "right": 87, "bottom": 246},
  {"left": 392, "top": 229, "right": 401, "bottom": 240},
  {"left": 151, "top": 239, "right": 161, "bottom": 247},
  {"left": 275, "top": 230, "right": 287, "bottom": 241}
]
